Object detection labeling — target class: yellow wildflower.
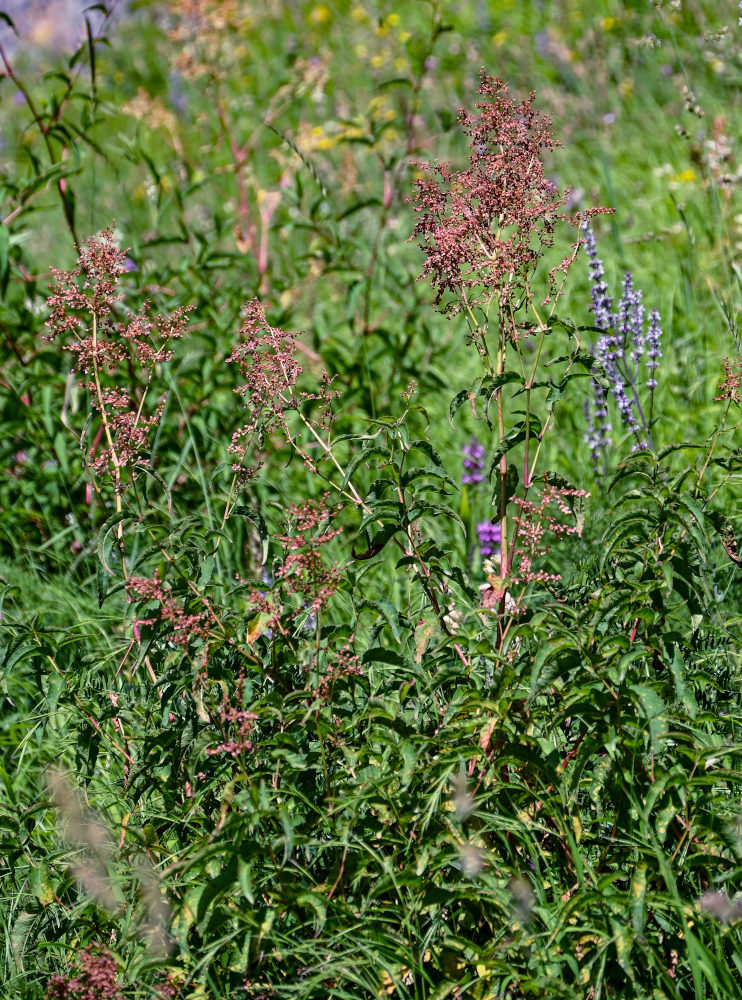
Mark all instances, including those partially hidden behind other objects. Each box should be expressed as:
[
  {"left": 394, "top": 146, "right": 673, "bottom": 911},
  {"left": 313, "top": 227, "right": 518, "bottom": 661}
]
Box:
[{"left": 308, "top": 4, "right": 331, "bottom": 25}]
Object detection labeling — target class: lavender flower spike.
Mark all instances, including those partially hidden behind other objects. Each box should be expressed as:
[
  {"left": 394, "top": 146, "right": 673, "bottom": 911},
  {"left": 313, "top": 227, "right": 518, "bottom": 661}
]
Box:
[
  {"left": 582, "top": 220, "right": 613, "bottom": 331},
  {"left": 584, "top": 388, "right": 610, "bottom": 475},
  {"left": 618, "top": 271, "right": 645, "bottom": 369},
  {"left": 646, "top": 307, "right": 662, "bottom": 391}
]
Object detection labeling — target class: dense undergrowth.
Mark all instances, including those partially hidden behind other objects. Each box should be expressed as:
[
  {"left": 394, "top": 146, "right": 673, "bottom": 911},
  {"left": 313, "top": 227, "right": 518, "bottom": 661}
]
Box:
[{"left": 2, "top": 2, "right": 742, "bottom": 998}]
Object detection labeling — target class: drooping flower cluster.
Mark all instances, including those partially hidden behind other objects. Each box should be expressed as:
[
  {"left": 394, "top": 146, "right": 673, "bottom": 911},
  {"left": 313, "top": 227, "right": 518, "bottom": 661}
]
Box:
[
  {"left": 275, "top": 495, "right": 342, "bottom": 617},
  {"left": 316, "top": 643, "right": 363, "bottom": 700},
  {"left": 46, "top": 947, "right": 122, "bottom": 1000},
  {"left": 205, "top": 703, "right": 258, "bottom": 758},
  {"left": 410, "top": 72, "right": 608, "bottom": 327},
  {"left": 582, "top": 223, "right": 663, "bottom": 467},
  {"left": 716, "top": 356, "right": 742, "bottom": 404},
  {"left": 462, "top": 437, "right": 485, "bottom": 485},
  {"left": 45, "top": 227, "right": 189, "bottom": 493}
]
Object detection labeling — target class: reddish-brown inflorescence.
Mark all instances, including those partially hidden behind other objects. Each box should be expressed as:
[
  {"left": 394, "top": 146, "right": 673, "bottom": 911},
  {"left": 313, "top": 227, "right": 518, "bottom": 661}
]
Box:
[
  {"left": 205, "top": 669, "right": 259, "bottom": 758},
  {"left": 227, "top": 299, "right": 338, "bottom": 483},
  {"left": 316, "top": 643, "right": 363, "bottom": 700},
  {"left": 127, "top": 570, "right": 211, "bottom": 645},
  {"left": 508, "top": 480, "right": 590, "bottom": 597},
  {"left": 410, "top": 72, "right": 609, "bottom": 326},
  {"left": 231, "top": 495, "right": 342, "bottom": 641},
  {"left": 45, "top": 226, "right": 190, "bottom": 493},
  {"left": 716, "top": 356, "right": 742, "bottom": 405},
  {"left": 45, "top": 947, "right": 122, "bottom": 1000},
  {"left": 275, "top": 494, "right": 342, "bottom": 615}
]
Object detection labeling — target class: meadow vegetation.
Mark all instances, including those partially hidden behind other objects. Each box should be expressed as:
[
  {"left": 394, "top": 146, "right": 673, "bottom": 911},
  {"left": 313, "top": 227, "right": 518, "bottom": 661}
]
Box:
[{"left": 1, "top": 1, "right": 742, "bottom": 997}]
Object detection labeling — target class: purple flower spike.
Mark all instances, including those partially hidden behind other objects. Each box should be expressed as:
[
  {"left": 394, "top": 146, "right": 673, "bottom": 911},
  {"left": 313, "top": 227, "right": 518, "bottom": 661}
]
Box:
[
  {"left": 462, "top": 437, "right": 485, "bottom": 485},
  {"left": 584, "top": 387, "right": 611, "bottom": 476},
  {"left": 582, "top": 221, "right": 613, "bottom": 332},
  {"left": 582, "top": 224, "right": 661, "bottom": 462},
  {"left": 618, "top": 271, "right": 645, "bottom": 369},
  {"left": 646, "top": 307, "right": 662, "bottom": 391},
  {"left": 477, "top": 520, "right": 501, "bottom": 558}
]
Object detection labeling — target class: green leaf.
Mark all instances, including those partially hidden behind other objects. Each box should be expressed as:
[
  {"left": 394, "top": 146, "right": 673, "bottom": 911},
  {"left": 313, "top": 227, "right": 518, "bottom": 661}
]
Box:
[
  {"left": 363, "top": 647, "right": 405, "bottom": 666},
  {"left": 355, "top": 599, "right": 403, "bottom": 641},
  {"left": 230, "top": 505, "right": 270, "bottom": 565},
  {"left": 96, "top": 512, "right": 133, "bottom": 576},
  {"left": 630, "top": 863, "right": 648, "bottom": 935},
  {"left": 400, "top": 463, "right": 459, "bottom": 492},
  {"left": 341, "top": 443, "right": 388, "bottom": 492}
]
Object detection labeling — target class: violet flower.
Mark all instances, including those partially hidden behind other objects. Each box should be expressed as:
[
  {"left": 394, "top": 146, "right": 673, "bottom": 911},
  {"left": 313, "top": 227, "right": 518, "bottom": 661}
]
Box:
[
  {"left": 477, "top": 520, "right": 501, "bottom": 558},
  {"left": 462, "top": 437, "right": 485, "bottom": 485},
  {"left": 583, "top": 223, "right": 613, "bottom": 332}
]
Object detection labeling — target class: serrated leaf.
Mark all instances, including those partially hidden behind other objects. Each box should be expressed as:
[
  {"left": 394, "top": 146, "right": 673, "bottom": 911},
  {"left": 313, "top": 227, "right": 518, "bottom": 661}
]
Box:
[{"left": 342, "top": 444, "right": 389, "bottom": 492}]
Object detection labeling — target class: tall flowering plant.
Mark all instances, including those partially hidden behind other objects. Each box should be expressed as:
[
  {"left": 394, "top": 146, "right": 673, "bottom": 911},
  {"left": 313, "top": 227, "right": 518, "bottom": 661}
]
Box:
[
  {"left": 45, "top": 228, "right": 190, "bottom": 577},
  {"left": 411, "top": 72, "right": 607, "bottom": 639}
]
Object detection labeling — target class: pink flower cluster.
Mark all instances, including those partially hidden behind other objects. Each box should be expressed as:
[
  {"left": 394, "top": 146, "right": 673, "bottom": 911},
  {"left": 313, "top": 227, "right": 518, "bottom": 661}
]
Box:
[
  {"left": 275, "top": 494, "right": 342, "bottom": 616},
  {"left": 411, "top": 73, "right": 585, "bottom": 319},
  {"left": 232, "top": 496, "right": 342, "bottom": 641},
  {"left": 46, "top": 947, "right": 122, "bottom": 1000},
  {"left": 45, "top": 227, "right": 190, "bottom": 493},
  {"left": 716, "top": 356, "right": 742, "bottom": 405},
  {"left": 127, "top": 570, "right": 211, "bottom": 645},
  {"left": 510, "top": 480, "right": 590, "bottom": 590},
  {"left": 227, "top": 300, "right": 336, "bottom": 483},
  {"left": 316, "top": 643, "right": 363, "bottom": 700},
  {"left": 205, "top": 701, "right": 258, "bottom": 758}
]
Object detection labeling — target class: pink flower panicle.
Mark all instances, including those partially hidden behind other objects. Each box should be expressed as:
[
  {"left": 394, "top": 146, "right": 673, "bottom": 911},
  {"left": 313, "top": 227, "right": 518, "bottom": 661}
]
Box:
[
  {"left": 316, "top": 643, "right": 363, "bottom": 700},
  {"left": 716, "top": 356, "right": 742, "bottom": 404},
  {"left": 228, "top": 299, "right": 337, "bottom": 483},
  {"left": 45, "top": 947, "right": 122, "bottom": 1000},
  {"left": 205, "top": 701, "right": 258, "bottom": 758},
  {"left": 45, "top": 226, "right": 190, "bottom": 493},
  {"left": 275, "top": 495, "right": 342, "bottom": 615},
  {"left": 410, "top": 72, "right": 609, "bottom": 324},
  {"left": 127, "top": 570, "right": 211, "bottom": 645},
  {"left": 154, "top": 975, "right": 182, "bottom": 1000},
  {"left": 510, "top": 480, "right": 590, "bottom": 597}
]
